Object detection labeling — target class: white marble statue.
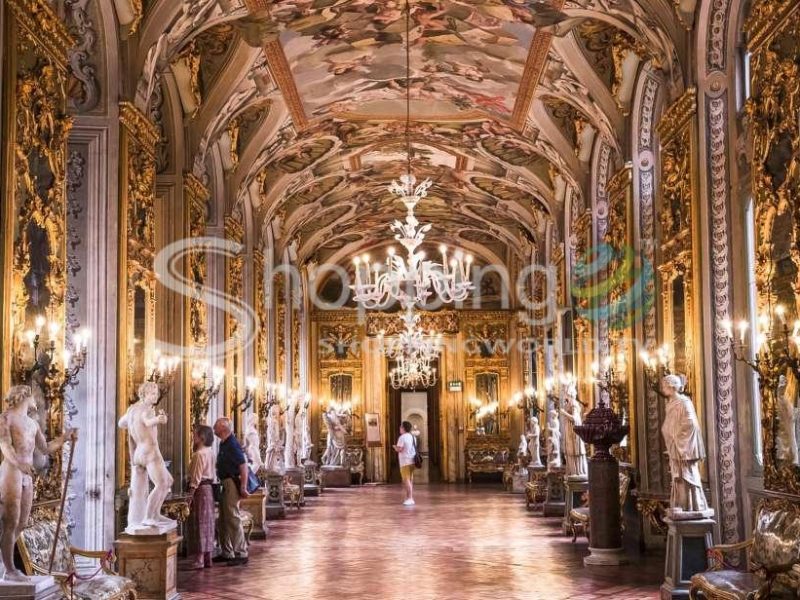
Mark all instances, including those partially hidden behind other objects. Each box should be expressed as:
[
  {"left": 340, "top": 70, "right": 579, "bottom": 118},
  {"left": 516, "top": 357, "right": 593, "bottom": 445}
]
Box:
[
  {"left": 118, "top": 382, "right": 176, "bottom": 534},
  {"left": 560, "top": 384, "right": 588, "bottom": 479},
  {"left": 546, "top": 409, "right": 562, "bottom": 469},
  {"left": 0, "top": 385, "right": 76, "bottom": 582},
  {"left": 660, "top": 374, "right": 714, "bottom": 519},
  {"left": 294, "top": 399, "right": 312, "bottom": 464},
  {"left": 264, "top": 401, "right": 284, "bottom": 474},
  {"left": 526, "top": 415, "right": 544, "bottom": 468},
  {"left": 243, "top": 412, "right": 264, "bottom": 473},
  {"left": 284, "top": 396, "right": 298, "bottom": 470},
  {"left": 518, "top": 434, "right": 528, "bottom": 464},
  {"left": 321, "top": 407, "right": 347, "bottom": 467}
]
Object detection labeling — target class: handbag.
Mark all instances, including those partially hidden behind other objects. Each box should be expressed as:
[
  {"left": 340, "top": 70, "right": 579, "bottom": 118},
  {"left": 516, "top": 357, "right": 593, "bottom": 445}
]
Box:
[
  {"left": 211, "top": 482, "right": 223, "bottom": 503},
  {"left": 246, "top": 466, "right": 261, "bottom": 494},
  {"left": 413, "top": 436, "right": 423, "bottom": 469}
]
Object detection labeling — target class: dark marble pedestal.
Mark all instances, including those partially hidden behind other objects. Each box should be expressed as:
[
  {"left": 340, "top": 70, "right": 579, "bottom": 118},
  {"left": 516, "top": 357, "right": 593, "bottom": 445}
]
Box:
[
  {"left": 660, "top": 517, "right": 715, "bottom": 599},
  {"left": 264, "top": 474, "right": 286, "bottom": 520},
  {"left": 321, "top": 465, "right": 351, "bottom": 487},
  {"left": 583, "top": 459, "right": 627, "bottom": 565},
  {"left": 543, "top": 467, "right": 566, "bottom": 516}
]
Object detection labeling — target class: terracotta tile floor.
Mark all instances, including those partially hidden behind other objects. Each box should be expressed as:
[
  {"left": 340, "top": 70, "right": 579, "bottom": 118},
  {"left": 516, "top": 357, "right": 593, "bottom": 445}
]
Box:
[{"left": 178, "top": 484, "right": 662, "bottom": 600}]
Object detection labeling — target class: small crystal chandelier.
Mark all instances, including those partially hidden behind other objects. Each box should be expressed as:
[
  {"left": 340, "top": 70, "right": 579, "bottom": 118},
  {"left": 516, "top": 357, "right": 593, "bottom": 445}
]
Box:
[
  {"left": 389, "top": 352, "right": 438, "bottom": 390},
  {"left": 350, "top": 0, "right": 474, "bottom": 311},
  {"left": 379, "top": 308, "right": 443, "bottom": 363}
]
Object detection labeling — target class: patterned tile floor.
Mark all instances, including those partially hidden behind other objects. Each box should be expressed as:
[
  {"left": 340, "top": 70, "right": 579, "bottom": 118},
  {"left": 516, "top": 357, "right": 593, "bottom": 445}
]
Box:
[{"left": 178, "top": 484, "right": 662, "bottom": 600}]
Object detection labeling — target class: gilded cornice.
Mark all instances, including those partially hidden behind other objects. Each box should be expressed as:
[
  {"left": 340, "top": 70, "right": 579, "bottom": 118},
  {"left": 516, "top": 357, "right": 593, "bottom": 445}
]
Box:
[
  {"left": 656, "top": 88, "right": 697, "bottom": 143},
  {"left": 745, "top": 0, "right": 799, "bottom": 51},
  {"left": 224, "top": 214, "right": 244, "bottom": 242},
  {"left": 184, "top": 172, "right": 210, "bottom": 204},
  {"left": 119, "top": 102, "right": 160, "bottom": 154},
  {"left": 6, "top": 0, "right": 74, "bottom": 69},
  {"left": 311, "top": 309, "right": 360, "bottom": 324},
  {"left": 606, "top": 164, "right": 633, "bottom": 201}
]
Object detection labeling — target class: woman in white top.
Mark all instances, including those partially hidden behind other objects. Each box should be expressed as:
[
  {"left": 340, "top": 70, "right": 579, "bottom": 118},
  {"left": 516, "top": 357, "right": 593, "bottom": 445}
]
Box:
[
  {"left": 392, "top": 421, "right": 417, "bottom": 506},
  {"left": 185, "top": 424, "right": 217, "bottom": 569}
]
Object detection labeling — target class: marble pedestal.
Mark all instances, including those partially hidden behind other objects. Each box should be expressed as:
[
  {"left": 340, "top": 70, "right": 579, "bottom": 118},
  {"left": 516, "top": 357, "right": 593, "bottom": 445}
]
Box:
[
  {"left": 660, "top": 517, "right": 715, "bottom": 599},
  {"left": 241, "top": 490, "right": 267, "bottom": 538},
  {"left": 0, "top": 576, "right": 60, "bottom": 600},
  {"left": 115, "top": 529, "right": 181, "bottom": 600},
  {"left": 264, "top": 474, "right": 286, "bottom": 520},
  {"left": 285, "top": 467, "right": 306, "bottom": 506},
  {"left": 321, "top": 465, "right": 350, "bottom": 488},
  {"left": 303, "top": 461, "right": 321, "bottom": 496},
  {"left": 543, "top": 468, "right": 566, "bottom": 517},
  {"left": 583, "top": 459, "right": 627, "bottom": 566},
  {"left": 511, "top": 467, "right": 529, "bottom": 494},
  {"left": 562, "top": 476, "right": 589, "bottom": 534}
]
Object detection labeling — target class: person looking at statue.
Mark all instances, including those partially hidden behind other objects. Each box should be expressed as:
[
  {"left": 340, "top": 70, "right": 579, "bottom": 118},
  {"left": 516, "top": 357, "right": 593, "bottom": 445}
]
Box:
[
  {"left": 185, "top": 424, "right": 216, "bottom": 570},
  {"left": 0, "top": 385, "right": 77, "bottom": 582},
  {"left": 213, "top": 417, "right": 249, "bottom": 566},
  {"left": 392, "top": 421, "right": 417, "bottom": 506}
]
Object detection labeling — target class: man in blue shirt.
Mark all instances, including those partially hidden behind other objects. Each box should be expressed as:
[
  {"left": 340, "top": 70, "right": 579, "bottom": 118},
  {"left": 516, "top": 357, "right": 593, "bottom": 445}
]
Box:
[{"left": 213, "top": 417, "right": 250, "bottom": 565}]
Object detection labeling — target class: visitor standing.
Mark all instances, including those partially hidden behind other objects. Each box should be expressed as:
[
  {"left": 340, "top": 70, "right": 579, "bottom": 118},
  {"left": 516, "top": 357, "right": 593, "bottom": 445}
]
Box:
[
  {"left": 393, "top": 421, "right": 417, "bottom": 506},
  {"left": 213, "top": 417, "right": 250, "bottom": 566},
  {"left": 185, "top": 424, "right": 216, "bottom": 569}
]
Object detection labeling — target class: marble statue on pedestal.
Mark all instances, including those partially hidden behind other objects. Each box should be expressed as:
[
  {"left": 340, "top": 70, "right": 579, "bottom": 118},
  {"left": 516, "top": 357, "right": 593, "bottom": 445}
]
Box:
[
  {"left": 518, "top": 434, "right": 528, "bottom": 463},
  {"left": 777, "top": 373, "right": 800, "bottom": 467},
  {"left": 660, "top": 374, "right": 714, "bottom": 519},
  {"left": 243, "top": 413, "right": 264, "bottom": 473},
  {"left": 295, "top": 400, "right": 313, "bottom": 464},
  {"left": 284, "top": 396, "right": 298, "bottom": 470},
  {"left": 560, "top": 384, "right": 588, "bottom": 479},
  {"left": 0, "top": 385, "right": 75, "bottom": 582},
  {"left": 546, "top": 409, "right": 562, "bottom": 469},
  {"left": 264, "top": 401, "right": 284, "bottom": 474},
  {"left": 526, "top": 415, "right": 544, "bottom": 468},
  {"left": 321, "top": 408, "right": 347, "bottom": 467},
  {"left": 118, "top": 382, "right": 176, "bottom": 534}
]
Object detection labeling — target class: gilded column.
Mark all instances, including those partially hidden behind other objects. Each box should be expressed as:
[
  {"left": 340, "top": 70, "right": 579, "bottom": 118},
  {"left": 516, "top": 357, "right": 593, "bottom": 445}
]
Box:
[{"left": 224, "top": 214, "right": 245, "bottom": 432}]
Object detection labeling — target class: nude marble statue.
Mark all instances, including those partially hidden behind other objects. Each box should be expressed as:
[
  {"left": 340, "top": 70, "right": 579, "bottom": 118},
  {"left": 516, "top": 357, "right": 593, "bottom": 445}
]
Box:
[
  {"left": 546, "top": 409, "right": 562, "bottom": 470},
  {"left": 660, "top": 374, "right": 714, "bottom": 519},
  {"left": 243, "top": 412, "right": 264, "bottom": 473},
  {"left": 118, "top": 381, "right": 176, "bottom": 534},
  {"left": 560, "top": 383, "right": 588, "bottom": 479},
  {"left": 264, "top": 401, "right": 284, "bottom": 474},
  {"left": 0, "top": 385, "right": 76, "bottom": 582},
  {"left": 284, "top": 396, "right": 298, "bottom": 470},
  {"left": 526, "top": 415, "right": 544, "bottom": 468}
]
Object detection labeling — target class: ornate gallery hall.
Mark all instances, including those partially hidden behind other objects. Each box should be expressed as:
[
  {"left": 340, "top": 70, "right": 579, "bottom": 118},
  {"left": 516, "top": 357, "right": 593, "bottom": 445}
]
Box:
[{"left": 0, "top": 0, "right": 799, "bottom": 599}]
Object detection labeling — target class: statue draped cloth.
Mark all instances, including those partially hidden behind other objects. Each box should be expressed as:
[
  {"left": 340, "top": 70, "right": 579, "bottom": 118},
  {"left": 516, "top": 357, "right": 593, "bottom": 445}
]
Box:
[{"left": 661, "top": 395, "right": 709, "bottom": 513}]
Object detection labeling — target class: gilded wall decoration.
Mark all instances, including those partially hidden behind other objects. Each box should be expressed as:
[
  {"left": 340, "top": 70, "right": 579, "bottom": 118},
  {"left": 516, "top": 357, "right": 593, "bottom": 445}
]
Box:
[
  {"left": 2, "top": 0, "right": 75, "bottom": 501},
  {"left": 464, "top": 322, "right": 509, "bottom": 359},
  {"left": 745, "top": 3, "right": 800, "bottom": 496},
  {"left": 185, "top": 173, "right": 209, "bottom": 350},
  {"left": 224, "top": 215, "right": 244, "bottom": 422},
  {"left": 274, "top": 272, "right": 287, "bottom": 383},
  {"left": 254, "top": 250, "right": 269, "bottom": 385},
  {"left": 292, "top": 305, "right": 301, "bottom": 389},
  {"left": 320, "top": 324, "right": 361, "bottom": 361},
  {"left": 117, "top": 102, "right": 158, "bottom": 488},
  {"left": 656, "top": 89, "right": 698, "bottom": 395},
  {"left": 365, "top": 310, "right": 459, "bottom": 338}
]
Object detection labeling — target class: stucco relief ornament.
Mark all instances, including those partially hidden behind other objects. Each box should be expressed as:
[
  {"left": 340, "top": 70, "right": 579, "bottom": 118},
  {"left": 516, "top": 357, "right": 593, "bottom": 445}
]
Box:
[
  {"left": 660, "top": 374, "right": 714, "bottom": 520},
  {"left": 118, "top": 382, "right": 176, "bottom": 534}
]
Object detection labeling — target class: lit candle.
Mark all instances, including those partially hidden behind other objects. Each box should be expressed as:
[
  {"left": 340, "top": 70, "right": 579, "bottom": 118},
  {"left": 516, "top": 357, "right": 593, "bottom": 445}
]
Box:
[
  {"left": 212, "top": 366, "right": 225, "bottom": 384},
  {"left": 590, "top": 361, "right": 599, "bottom": 376},
  {"left": 246, "top": 376, "right": 258, "bottom": 391},
  {"left": 48, "top": 321, "right": 60, "bottom": 338},
  {"left": 720, "top": 318, "right": 733, "bottom": 340},
  {"left": 35, "top": 315, "right": 46, "bottom": 334},
  {"left": 757, "top": 313, "right": 769, "bottom": 333},
  {"left": 25, "top": 330, "right": 36, "bottom": 348},
  {"left": 63, "top": 350, "right": 72, "bottom": 367},
  {"left": 738, "top": 320, "right": 749, "bottom": 344},
  {"left": 776, "top": 304, "right": 786, "bottom": 324}
]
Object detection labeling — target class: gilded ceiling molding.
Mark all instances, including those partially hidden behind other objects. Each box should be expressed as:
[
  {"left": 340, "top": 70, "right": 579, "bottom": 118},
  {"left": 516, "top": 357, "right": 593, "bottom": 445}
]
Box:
[
  {"left": 744, "top": 0, "right": 798, "bottom": 51},
  {"left": 512, "top": 28, "right": 558, "bottom": 130},
  {"left": 264, "top": 39, "right": 308, "bottom": 131}
]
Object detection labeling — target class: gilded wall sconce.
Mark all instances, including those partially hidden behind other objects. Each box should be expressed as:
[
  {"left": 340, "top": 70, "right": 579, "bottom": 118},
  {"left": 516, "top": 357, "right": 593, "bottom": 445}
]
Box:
[{"left": 190, "top": 361, "right": 224, "bottom": 424}]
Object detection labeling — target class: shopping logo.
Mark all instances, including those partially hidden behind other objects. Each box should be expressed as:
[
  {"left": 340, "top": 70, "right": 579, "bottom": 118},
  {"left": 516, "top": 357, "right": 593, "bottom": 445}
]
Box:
[{"left": 571, "top": 243, "right": 654, "bottom": 329}]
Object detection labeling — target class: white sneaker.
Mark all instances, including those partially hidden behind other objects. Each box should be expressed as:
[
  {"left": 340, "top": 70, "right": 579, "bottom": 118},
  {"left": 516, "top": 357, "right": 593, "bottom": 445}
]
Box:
[{"left": 403, "top": 499, "right": 415, "bottom": 506}]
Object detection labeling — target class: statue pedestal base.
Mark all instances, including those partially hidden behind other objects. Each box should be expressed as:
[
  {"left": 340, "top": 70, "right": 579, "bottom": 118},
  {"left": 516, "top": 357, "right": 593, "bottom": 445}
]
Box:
[
  {"left": 511, "top": 468, "right": 528, "bottom": 494},
  {"left": 303, "top": 461, "right": 321, "bottom": 496},
  {"left": 0, "top": 576, "right": 60, "bottom": 600},
  {"left": 241, "top": 490, "right": 267, "bottom": 538},
  {"left": 543, "top": 468, "right": 565, "bottom": 517},
  {"left": 563, "top": 476, "right": 589, "bottom": 534},
  {"left": 285, "top": 467, "right": 306, "bottom": 506},
  {"left": 115, "top": 529, "right": 181, "bottom": 600},
  {"left": 264, "top": 474, "right": 286, "bottom": 520},
  {"left": 660, "top": 517, "right": 715, "bottom": 599},
  {"left": 321, "top": 465, "right": 350, "bottom": 488},
  {"left": 584, "top": 546, "right": 629, "bottom": 566}
]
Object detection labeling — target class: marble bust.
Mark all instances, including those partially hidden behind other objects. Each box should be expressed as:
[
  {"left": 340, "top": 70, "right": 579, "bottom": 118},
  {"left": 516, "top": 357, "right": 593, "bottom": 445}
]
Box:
[
  {"left": 660, "top": 374, "right": 714, "bottom": 520},
  {"left": 0, "top": 385, "right": 75, "bottom": 582},
  {"left": 546, "top": 409, "right": 562, "bottom": 470},
  {"left": 560, "top": 383, "right": 588, "bottom": 480},
  {"left": 118, "top": 381, "right": 176, "bottom": 534},
  {"left": 526, "top": 415, "right": 543, "bottom": 468}
]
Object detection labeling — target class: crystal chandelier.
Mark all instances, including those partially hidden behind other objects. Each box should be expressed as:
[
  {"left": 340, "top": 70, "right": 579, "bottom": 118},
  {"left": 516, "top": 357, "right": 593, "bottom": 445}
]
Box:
[
  {"left": 389, "top": 352, "right": 438, "bottom": 390},
  {"left": 379, "top": 308, "right": 443, "bottom": 362},
  {"left": 350, "top": 0, "right": 474, "bottom": 311}
]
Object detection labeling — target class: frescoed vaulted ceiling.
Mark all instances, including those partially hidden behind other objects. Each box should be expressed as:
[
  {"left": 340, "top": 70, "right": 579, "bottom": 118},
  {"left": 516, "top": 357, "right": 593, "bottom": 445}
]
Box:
[{"left": 133, "top": 0, "right": 686, "bottom": 269}]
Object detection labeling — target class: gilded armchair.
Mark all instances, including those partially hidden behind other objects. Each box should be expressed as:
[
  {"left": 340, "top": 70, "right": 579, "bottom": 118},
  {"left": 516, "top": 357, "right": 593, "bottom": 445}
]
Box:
[
  {"left": 18, "top": 512, "right": 137, "bottom": 600},
  {"left": 689, "top": 499, "right": 800, "bottom": 599}
]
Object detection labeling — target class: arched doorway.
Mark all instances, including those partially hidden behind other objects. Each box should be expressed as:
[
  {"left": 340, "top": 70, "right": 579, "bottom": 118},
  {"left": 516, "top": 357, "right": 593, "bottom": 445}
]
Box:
[{"left": 386, "top": 359, "right": 442, "bottom": 483}]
